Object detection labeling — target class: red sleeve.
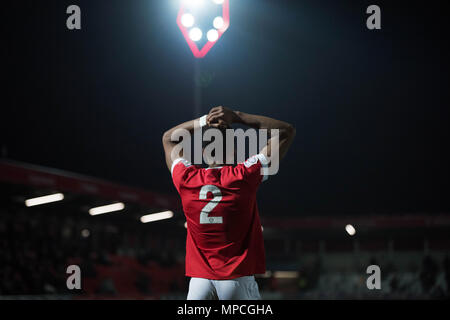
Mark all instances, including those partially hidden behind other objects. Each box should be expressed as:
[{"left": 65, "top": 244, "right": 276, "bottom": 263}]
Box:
[
  {"left": 171, "top": 158, "right": 193, "bottom": 192},
  {"left": 235, "top": 153, "right": 270, "bottom": 189}
]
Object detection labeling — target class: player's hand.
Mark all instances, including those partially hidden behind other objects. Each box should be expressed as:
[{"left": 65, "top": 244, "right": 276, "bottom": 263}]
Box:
[{"left": 207, "top": 106, "right": 238, "bottom": 128}]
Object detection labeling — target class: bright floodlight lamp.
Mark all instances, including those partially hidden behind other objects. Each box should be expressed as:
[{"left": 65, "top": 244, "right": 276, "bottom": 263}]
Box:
[
  {"left": 189, "top": 27, "right": 203, "bottom": 41},
  {"left": 177, "top": 0, "right": 230, "bottom": 58},
  {"left": 213, "top": 16, "right": 224, "bottom": 29},
  {"left": 207, "top": 29, "right": 219, "bottom": 42},
  {"left": 181, "top": 13, "right": 195, "bottom": 27}
]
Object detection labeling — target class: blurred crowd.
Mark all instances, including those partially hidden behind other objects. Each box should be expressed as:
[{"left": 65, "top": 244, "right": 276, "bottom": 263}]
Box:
[
  {"left": 260, "top": 251, "right": 449, "bottom": 299},
  {"left": 291, "top": 254, "right": 450, "bottom": 299},
  {"left": 0, "top": 208, "right": 187, "bottom": 298},
  {"left": 1, "top": 208, "right": 449, "bottom": 299}
]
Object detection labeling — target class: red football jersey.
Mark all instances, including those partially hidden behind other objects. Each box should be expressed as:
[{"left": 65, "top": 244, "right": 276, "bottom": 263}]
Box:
[{"left": 171, "top": 153, "right": 269, "bottom": 280}]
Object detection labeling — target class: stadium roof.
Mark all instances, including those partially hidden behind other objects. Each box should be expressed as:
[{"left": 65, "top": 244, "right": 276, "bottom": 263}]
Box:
[{"left": 0, "top": 159, "right": 181, "bottom": 210}]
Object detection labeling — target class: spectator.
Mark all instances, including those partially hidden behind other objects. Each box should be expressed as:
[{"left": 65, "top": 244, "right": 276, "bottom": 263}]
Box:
[{"left": 420, "top": 255, "right": 439, "bottom": 294}]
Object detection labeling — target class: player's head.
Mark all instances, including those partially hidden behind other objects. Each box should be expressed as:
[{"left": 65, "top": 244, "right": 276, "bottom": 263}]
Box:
[{"left": 202, "top": 124, "right": 235, "bottom": 167}]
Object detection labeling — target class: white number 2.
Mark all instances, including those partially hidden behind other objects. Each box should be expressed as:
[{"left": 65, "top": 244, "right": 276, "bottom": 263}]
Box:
[{"left": 199, "top": 185, "right": 223, "bottom": 224}]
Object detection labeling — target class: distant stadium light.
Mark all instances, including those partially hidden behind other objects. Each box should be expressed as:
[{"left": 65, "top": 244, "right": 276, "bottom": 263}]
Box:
[
  {"left": 189, "top": 27, "right": 203, "bottom": 42},
  {"left": 140, "top": 211, "right": 174, "bottom": 223},
  {"left": 81, "top": 229, "right": 90, "bottom": 238},
  {"left": 25, "top": 193, "right": 64, "bottom": 207},
  {"left": 273, "top": 271, "right": 299, "bottom": 279},
  {"left": 345, "top": 224, "right": 356, "bottom": 236},
  {"left": 177, "top": 0, "right": 230, "bottom": 58},
  {"left": 260, "top": 271, "right": 272, "bottom": 278},
  {"left": 89, "top": 202, "right": 125, "bottom": 216},
  {"left": 184, "top": 221, "right": 188, "bottom": 228}
]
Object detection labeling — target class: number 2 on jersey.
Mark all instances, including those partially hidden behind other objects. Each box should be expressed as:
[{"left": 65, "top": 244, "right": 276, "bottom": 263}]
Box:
[{"left": 199, "top": 185, "right": 223, "bottom": 224}]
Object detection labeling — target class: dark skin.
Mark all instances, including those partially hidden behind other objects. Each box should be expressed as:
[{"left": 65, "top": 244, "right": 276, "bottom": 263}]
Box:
[{"left": 162, "top": 106, "right": 296, "bottom": 171}]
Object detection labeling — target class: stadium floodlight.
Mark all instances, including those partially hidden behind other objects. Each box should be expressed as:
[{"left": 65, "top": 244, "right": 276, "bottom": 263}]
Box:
[
  {"left": 213, "top": 16, "right": 224, "bottom": 29},
  {"left": 89, "top": 202, "right": 125, "bottom": 216},
  {"left": 140, "top": 211, "right": 174, "bottom": 223},
  {"left": 25, "top": 193, "right": 64, "bottom": 207},
  {"left": 181, "top": 13, "right": 195, "bottom": 27},
  {"left": 177, "top": 0, "right": 230, "bottom": 58},
  {"left": 345, "top": 224, "right": 356, "bottom": 236},
  {"left": 206, "top": 29, "right": 219, "bottom": 42}
]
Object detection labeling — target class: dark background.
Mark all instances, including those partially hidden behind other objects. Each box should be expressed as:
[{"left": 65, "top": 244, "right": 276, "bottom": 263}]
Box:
[{"left": 1, "top": 0, "right": 449, "bottom": 215}]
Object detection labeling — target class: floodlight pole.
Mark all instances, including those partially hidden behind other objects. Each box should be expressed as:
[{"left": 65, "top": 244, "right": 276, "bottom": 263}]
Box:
[
  {"left": 194, "top": 58, "right": 202, "bottom": 117},
  {"left": 177, "top": 1, "right": 231, "bottom": 117}
]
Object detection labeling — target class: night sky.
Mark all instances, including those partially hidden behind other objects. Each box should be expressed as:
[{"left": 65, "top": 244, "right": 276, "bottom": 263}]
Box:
[{"left": 1, "top": 0, "right": 449, "bottom": 216}]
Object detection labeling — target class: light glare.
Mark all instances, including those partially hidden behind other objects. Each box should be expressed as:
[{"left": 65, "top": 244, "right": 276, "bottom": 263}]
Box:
[
  {"left": 184, "top": 0, "right": 204, "bottom": 7},
  {"left": 25, "top": 193, "right": 64, "bottom": 207},
  {"left": 140, "top": 211, "right": 174, "bottom": 223}
]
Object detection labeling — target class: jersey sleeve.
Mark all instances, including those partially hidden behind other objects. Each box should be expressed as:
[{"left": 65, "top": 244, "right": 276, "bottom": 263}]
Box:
[
  {"left": 171, "top": 158, "right": 194, "bottom": 192},
  {"left": 237, "top": 153, "right": 271, "bottom": 188}
]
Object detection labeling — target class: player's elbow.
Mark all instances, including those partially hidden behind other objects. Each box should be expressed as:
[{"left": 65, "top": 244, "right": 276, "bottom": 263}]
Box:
[
  {"left": 162, "top": 130, "right": 172, "bottom": 144},
  {"left": 283, "top": 124, "right": 296, "bottom": 140},
  {"left": 287, "top": 124, "right": 296, "bottom": 138}
]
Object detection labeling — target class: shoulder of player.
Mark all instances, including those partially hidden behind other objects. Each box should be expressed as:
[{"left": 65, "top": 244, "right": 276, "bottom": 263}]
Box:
[
  {"left": 242, "top": 154, "right": 269, "bottom": 168},
  {"left": 171, "top": 158, "right": 198, "bottom": 176}
]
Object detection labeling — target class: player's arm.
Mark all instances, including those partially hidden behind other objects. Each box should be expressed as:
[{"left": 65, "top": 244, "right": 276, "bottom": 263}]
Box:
[
  {"left": 207, "top": 106, "right": 296, "bottom": 161},
  {"left": 162, "top": 113, "right": 223, "bottom": 172},
  {"left": 162, "top": 117, "right": 201, "bottom": 172}
]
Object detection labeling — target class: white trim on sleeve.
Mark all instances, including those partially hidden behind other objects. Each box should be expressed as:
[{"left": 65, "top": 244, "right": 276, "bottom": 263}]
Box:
[
  {"left": 243, "top": 153, "right": 271, "bottom": 182},
  {"left": 171, "top": 158, "right": 192, "bottom": 176},
  {"left": 255, "top": 154, "right": 270, "bottom": 182}
]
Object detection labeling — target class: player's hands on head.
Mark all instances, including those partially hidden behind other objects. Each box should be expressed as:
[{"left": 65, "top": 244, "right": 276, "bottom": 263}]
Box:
[{"left": 207, "top": 106, "right": 238, "bottom": 128}]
